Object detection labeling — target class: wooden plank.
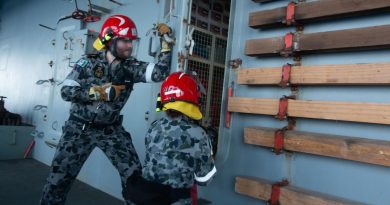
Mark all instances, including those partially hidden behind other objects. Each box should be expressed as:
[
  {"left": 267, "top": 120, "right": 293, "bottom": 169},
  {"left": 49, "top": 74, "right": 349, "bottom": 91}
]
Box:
[
  {"left": 288, "top": 100, "right": 390, "bottom": 125},
  {"left": 245, "top": 24, "right": 390, "bottom": 56},
  {"left": 298, "top": 25, "right": 390, "bottom": 54},
  {"left": 237, "top": 63, "right": 390, "bottom": 85},
  {"left": 228, "top": 97, "right": 390, "bottom": 125},
  {"left": 249, "top": 7, "right": 285, "bottom": 28},
  {"left": 235, "top": 176, "right": 272, "bottom": 201},
  {"left": 249, "top": 0, "right": 390, "bottom": 28},
  {"left": 235, "top": 177, "right": 366, "bottom": 205},
  {"left": 280, "top": 186, "right": 367, "bottom": 205},
  {"left": 227, "top": 97, "right": 279, "bottom": 116},
  {"left": 245, "top": 127, "right": 390, "bottom": 166},
  {"left": 245, "top": 36, "right": 284, "bottom": 57}
]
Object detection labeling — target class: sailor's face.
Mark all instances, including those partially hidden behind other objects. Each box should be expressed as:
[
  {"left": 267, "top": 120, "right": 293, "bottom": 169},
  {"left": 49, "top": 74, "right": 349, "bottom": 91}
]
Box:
[{"left": 115, "top": 38, "right": 133, "bottom": 59}]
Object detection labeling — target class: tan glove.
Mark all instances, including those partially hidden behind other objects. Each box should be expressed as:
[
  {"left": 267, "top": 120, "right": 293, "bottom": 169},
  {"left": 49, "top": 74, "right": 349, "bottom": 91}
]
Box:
[
  {"left": 156, "top": 23, "right": 172, "bottom": 37},
  {"left": 107, "top": 84, "right": 126, "bottom": 101},
  {"left": 156, "top": 23, "right": 174, "bottom": 53},
  {"left": 89, "top": 83, "right": 126, "bottom": 101},
  {"left": 89, "top": 85, "right": 107, "bottom": 101}
]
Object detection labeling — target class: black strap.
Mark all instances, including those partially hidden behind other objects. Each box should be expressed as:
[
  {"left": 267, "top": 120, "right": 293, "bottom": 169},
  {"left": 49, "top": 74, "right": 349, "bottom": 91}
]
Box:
[{"left": 68, "top": 114, "right": 121, "bottom": 129}]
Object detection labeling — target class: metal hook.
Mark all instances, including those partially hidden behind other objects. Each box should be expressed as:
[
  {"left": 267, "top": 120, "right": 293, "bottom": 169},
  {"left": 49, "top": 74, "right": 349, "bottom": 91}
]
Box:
[
  {"left": 63, "top": 30, "right": 69, "bottom": 41},
  {"left": 33, "top": 105, "right": 48, "bottom": 111},
  {"left": 35, "top": 78, "right": 57, "bottom": 85}
]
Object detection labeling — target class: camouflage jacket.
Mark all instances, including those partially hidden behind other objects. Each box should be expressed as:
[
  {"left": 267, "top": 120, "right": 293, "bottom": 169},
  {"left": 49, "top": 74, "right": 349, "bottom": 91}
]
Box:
[
  {"left": 142, "top": 115, "right": 216, "bottom": 189},
  {"left": 61, "top": 52, "right": 171, "bottom": 124}
]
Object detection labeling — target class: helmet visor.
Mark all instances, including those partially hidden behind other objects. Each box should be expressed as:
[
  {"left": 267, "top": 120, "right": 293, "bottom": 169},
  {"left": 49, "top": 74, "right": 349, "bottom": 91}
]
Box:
[
  {"left": 114, "top": 37, "right": 140, "bottom": 59},
  {"left": 130, "top": 38, "right": 139, "bottom": 58}
]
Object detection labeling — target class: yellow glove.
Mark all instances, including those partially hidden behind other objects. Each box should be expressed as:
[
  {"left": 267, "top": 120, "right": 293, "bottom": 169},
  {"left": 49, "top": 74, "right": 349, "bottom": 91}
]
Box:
[
  {"left": 156, "top": 23, "right": 172, "bottom": 37},
  {"left": 155, "top": 23, "right": 174, "bottom": 52}
]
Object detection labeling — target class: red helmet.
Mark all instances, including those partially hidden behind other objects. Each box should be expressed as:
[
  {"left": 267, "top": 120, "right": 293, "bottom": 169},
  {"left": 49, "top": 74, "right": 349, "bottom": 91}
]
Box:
[
  {"left": 93, "top": 14, "right": 138, "bottom": 51},
  {"left": 160, "top": 72, "right": 202, "bottom": 120},
  {"left": 161, "top": 72, "right": 200, "bottom": 105}
]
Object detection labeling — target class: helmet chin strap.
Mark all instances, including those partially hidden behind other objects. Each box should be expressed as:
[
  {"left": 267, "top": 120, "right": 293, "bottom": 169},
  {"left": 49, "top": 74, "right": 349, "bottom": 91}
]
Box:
[{"left": 109, "top": 38, "right": 119, "bottom": 59}]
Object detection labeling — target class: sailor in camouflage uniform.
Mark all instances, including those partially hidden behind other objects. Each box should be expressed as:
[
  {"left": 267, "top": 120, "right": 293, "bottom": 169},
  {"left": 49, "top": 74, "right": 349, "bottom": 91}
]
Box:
[
  {"left": 124, "top": 72, "right": 216, "bottom": 205},
  {"left": 40, "top": 15, "right": 173, "bottom": 205}
]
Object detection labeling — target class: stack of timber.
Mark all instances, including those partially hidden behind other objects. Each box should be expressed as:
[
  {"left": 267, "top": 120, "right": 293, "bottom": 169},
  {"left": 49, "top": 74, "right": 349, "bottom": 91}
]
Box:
[
  {"left": 233, "top": 1, "right": 390, "bottom": 204},
  {"left": 249, "top": 0, "right": 390, "bottom": 28}
]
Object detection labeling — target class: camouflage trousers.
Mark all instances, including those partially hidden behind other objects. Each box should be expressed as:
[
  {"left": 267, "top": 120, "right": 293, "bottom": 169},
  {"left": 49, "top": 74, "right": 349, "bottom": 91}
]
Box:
[{"left": 40, "top": 120, "right": 141, "bottom": 205}]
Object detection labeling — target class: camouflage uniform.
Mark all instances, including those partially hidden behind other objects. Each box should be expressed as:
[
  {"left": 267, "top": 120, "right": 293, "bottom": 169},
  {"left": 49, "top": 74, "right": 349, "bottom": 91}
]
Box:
[
  {"left": 124, "top": 115, "right": 216, "bottom": 205},
  {"left": 40, "top": 51, "right": 171, "bottom": 205}
]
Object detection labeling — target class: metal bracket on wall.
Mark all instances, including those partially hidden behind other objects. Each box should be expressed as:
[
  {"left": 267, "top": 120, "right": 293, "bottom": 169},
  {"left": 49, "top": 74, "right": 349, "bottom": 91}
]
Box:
[
  {"left": 177, "top": 51, "right": 186, "bottom": 71},
  {"left": 35, "top": 78, "right": 57, "bottom": 85},
  {"left": 33, "top": 105, "right": 48, "bottom": 111},
  {"left": 225, "top": 81, "right": 234, "bottom": 128},
  {"left": 31, "top": 130, "right": 45, "bottom": 138},
  {"left": 280, "top": 33, "right": 295, "bottom": 57},
  {"left": 45, "top": 140, "right": 58, "bottom": 148},
  {"left": 229, "top": 58, "right": 242, "bottom": 69},
  {"left": 282, "top": 2, "right": 296, "bottom": 26}
]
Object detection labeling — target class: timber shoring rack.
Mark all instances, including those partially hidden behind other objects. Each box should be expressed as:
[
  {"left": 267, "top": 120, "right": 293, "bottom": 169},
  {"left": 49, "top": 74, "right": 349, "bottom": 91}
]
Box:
[
  {"left": 232, "top": 1, "right": 389, "bottom": 204},
  {"left": 249, "top": 0, "right": 390, "bottom": 28}
]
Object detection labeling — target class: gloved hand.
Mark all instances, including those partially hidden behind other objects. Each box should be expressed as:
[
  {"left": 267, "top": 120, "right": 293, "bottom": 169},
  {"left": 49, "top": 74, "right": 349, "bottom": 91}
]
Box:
[
  {"left": 160, "top": 39, "right": 172, "bottom": 53},
  {"left": 89, "top": 83, "right": 126, "bottom": 101},
  {"left": 156, "top": 23, "right": 172, "bottom": 37},
  {"left": 156, "top": 23, "right": 174, "bottom": 53},
  {"left": 107, "top": 84, "right": 126, "bottom": 101},
  {"left": 89, "top": 85, "right": 107, "bottom": 101}
]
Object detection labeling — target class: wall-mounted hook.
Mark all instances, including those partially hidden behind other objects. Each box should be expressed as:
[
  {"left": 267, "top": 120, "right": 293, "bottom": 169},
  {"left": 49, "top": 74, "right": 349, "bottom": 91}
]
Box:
[
  {"left": 30, "top": 130, "right": 45, "bottom": 138},
  {"left": 35, "top": 78, "right": 57, "bottom": 85},
  {"left": 52, "top": 121, "right": 59, "bottom": 131},
  {"left": 45, "top": 140, "right": 58, "bottom": 148},
  {"left": 185, "top": 26, "right": 195, "bottom": 55},
  {"left": 33, "top": 105, "right": 48, "bottom": 111}
]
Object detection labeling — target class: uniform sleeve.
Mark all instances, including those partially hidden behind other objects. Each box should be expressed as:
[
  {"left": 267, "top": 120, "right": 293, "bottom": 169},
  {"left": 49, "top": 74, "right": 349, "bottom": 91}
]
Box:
[
  {"left": 60, "top": 58, "right": 91, "bottom": 102},
  {"left": 194, "top": 134, "right": 217, "bottom": 186},
  {"left": 117, "top": 51, "right": 171, "bottom": 84}
]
